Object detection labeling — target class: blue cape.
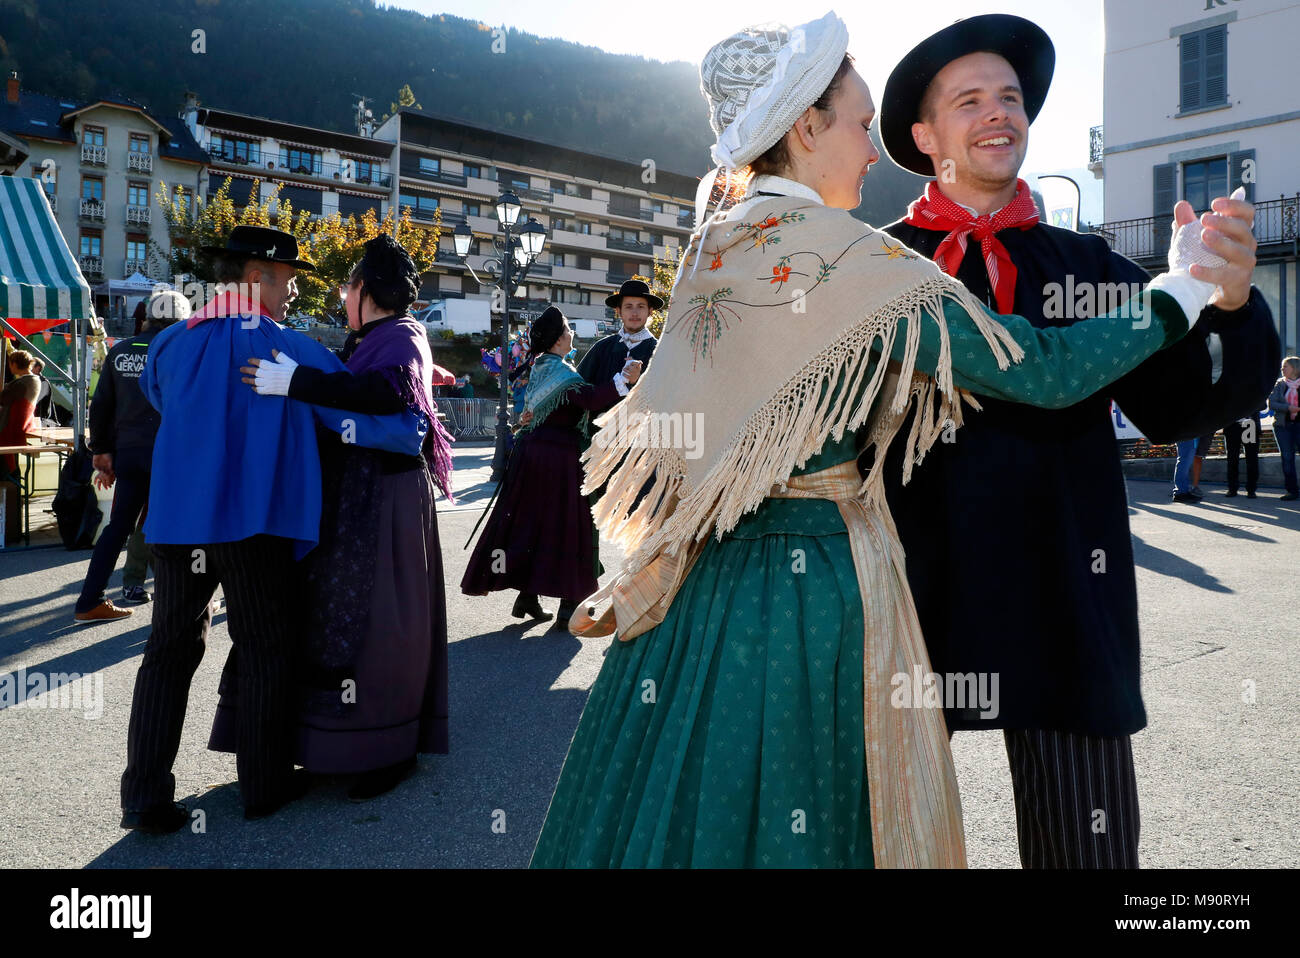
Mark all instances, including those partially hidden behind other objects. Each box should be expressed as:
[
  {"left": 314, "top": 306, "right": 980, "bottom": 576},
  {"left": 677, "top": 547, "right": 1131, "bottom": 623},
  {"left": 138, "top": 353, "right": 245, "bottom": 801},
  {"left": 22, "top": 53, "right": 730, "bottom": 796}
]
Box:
[{"left": 141, "top": 314, "right": 424, "bottom": 558}]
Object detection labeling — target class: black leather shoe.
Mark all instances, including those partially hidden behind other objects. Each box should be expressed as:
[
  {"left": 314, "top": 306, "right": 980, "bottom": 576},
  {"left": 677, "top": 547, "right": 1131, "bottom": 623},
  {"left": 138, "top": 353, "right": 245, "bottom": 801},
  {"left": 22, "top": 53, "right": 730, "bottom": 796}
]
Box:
[
  {"left": 511, "top": 593, "right": 552, "bottom": 621},
  {"left": 1247, "top": 491, "right": 1257, "bottom": 498},
  {"left": 550, "top": 601, "right": 578, "bottom": 632},
  {"left": 1281, "top": 492, "right": 1300, "bottom": 501},
  {"left": 121, "top": 801, "right": 188, "bottom": 834},
  {"left": 1172, "top": 492, "right": 1200, "bottom": 504},
  {"left": 244, "top": 769, "right": 311, "bottom": 821},
  {"left": 348, "top": 756, "right": 417, "bottom": 802},
  {"left": 1223, "top": 489, "right": 1238, "bottom": 497}
]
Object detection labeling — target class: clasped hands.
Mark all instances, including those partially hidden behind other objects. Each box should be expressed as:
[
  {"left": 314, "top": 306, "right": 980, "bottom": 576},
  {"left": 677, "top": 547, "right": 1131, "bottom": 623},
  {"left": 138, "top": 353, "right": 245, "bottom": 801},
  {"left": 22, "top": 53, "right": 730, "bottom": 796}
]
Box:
[{"left": 1169, "top": 186, "right": 1257, "bottom": 312}]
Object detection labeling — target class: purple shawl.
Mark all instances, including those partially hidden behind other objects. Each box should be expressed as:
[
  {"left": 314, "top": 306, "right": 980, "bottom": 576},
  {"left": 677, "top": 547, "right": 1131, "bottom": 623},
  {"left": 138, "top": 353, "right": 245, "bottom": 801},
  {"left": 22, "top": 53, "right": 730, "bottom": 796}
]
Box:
[{"left": 346, "top": 315, "right": 454, "bottom": 498}]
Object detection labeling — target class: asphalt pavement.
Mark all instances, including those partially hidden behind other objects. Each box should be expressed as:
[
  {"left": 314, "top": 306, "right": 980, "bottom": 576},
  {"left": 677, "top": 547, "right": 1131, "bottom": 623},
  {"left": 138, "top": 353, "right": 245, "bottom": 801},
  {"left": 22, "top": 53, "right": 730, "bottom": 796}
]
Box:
[{"left": 0, "top": 444, "right": 1295, "bottom": 868}]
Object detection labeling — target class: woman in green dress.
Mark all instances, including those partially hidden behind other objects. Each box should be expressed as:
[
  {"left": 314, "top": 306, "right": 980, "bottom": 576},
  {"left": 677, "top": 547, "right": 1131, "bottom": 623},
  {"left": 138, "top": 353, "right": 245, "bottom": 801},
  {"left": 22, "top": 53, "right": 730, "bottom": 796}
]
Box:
[{"left": 530, "top": 12, "right": 1220, "bottom": 868}]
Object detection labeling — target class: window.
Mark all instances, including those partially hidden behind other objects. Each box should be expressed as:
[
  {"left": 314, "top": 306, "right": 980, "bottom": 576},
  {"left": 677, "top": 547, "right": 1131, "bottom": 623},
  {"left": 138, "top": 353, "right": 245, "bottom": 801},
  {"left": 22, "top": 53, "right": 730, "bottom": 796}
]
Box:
[
  {"left": 79, "top": 231, "right": 101, "bottom": 257},
  {"left": 280, "top": 147, "right": 322, "bottom": 175},
  {"left": 418, "top": 156, "right": 441, "bottom": 175},
  {"left": 553, "top": 252, "right": 566, "bottom": 268},
  {"left": 30, "top": 163, "right": 55, "bottom": 196},
  {"left": 465, "top": 203, "right": 481, "bottom": 218},
  {"left": 463, "top": 275, "right": 480, "bottom": 295},
  {"left": 651, "top": 201, "right": 664, "bottom": 213},
  {"left": 354, "top": 159, "right": 373, "bottom": 183},
  {"left": 463, "top": 163, "right": 482, "bottom": 179},
  {"left": 129, "top": 133, "right": 151, "bottom": 154},
  {"left": 1183, "top": 157, "right": 1228, "bottom": 212},
  {"left": 81, "top": 177, "right": 103, "bottom": 201},
  {"left": 398, "top": 192, "right": 439, "bottom": 219},
  {"left": 1179, "top": 25, "right": 1227, "bottom": 113},
  {"left": 81, "top": 126, "right": 105, "bottom": 148},
  {"left": 576, "top": 221, "right": 592, "bottom": 235},
  {"left": 127, "top": 182, "right": 150, "bottom": 207},
  {"left": 126, "top": 236, "right": 147, "bottom": 261},
  {"left": 211, "top": 134, "right": 260, "bottom": 165},
  {"left": 576, "top": 253, "right": 591, "bottom": 270}
]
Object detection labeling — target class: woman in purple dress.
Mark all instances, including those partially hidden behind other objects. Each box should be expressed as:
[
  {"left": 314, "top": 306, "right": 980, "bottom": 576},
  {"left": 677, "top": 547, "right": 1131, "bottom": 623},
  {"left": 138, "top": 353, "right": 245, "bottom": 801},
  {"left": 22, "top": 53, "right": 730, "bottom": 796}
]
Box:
[
  {"left": 462, "top": 307, "right": 641, "bottom": 630},
  {"left": 211, "top": 234, "right": 455, "bottom": 801}
]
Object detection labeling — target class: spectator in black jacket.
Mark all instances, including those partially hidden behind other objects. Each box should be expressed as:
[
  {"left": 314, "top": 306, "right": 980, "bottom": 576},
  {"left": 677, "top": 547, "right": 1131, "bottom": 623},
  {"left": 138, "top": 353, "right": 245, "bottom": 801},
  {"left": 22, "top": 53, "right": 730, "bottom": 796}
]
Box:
[{"left": 73, "top": 291, "right": 190, "bottom": 621}]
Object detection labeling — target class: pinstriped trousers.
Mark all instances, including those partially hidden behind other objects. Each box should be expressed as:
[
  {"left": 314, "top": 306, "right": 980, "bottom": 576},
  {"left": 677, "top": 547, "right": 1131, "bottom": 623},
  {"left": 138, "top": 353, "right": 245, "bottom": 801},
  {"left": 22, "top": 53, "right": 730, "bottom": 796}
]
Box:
[
  {"left": 1004, "top": 729, "right": 1141, "bottom": 868},
  {"left": 121, "top": 536, "right": 297, "bottom": 811}
]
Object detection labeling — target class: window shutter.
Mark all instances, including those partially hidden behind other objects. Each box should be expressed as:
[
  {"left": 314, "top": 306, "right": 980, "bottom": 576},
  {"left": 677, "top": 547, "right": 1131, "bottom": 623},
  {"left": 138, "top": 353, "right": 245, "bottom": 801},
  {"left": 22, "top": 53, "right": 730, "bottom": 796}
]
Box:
[
  {"left": 1204, "top": 26, "right": 1228, "bottom": 106},
  {"left": 1180, "top": 32, "right": 1202, "bottom": 111},
  {"left": 1228, "top": 149, "right": 1256, "bottom": 204},
  {"left": 1153, "top": 163, "right": 1178, "bottom": 216},
  {"left": 1153, "top": 162, "right": 1177, "bottom": 255}
]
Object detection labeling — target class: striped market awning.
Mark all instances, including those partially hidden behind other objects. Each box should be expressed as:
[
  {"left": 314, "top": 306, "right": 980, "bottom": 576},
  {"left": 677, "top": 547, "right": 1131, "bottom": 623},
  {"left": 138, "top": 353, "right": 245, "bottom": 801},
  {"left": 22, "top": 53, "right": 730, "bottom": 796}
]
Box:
[{"left": 0, "top": 175, "right": 93, "bottom": 322}]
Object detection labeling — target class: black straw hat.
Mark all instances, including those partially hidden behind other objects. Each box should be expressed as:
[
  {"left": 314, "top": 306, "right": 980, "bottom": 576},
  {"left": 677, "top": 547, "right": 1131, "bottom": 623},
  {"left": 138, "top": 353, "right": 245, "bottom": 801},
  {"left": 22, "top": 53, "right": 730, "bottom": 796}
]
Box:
[
  {"left": 880, "top": 14, "right": 1055, "bottom": 176},
  {"left": 200, "top": 225, "right": 316, "bottom": 271},
  {"left": 605, "top": 279, "right": 664, "bottom": 311}
]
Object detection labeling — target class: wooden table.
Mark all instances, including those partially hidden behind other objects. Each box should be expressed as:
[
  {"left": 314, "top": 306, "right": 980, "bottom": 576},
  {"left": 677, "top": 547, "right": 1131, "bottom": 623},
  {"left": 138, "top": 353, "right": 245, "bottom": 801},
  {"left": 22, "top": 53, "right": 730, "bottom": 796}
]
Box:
[{"left": 1, "top": 442, "right": 71, "bottom": 546}]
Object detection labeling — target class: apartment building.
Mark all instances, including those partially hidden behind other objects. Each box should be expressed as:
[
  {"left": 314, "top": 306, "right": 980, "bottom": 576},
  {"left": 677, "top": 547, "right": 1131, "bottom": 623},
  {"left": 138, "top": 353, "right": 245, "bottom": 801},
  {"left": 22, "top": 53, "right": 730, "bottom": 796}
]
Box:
[
  {"left": 0, "top": 71, "right": 207, "bottom": 317},
  {"left": 184, "top": 96, "right": 395, "bottom": 230},
  {"left": 1092, "top": 0, "right": 1299, "bottom": 350},
  {"left": 373, "top": 108, "right": 698, "bottom": 326}
]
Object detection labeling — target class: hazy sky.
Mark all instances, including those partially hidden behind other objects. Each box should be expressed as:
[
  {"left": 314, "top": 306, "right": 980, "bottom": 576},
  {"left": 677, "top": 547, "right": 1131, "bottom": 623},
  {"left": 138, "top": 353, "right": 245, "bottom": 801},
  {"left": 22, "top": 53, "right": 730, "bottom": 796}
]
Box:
[{"left": 390, "top": 1, "right": 1106, "bottom": 217}]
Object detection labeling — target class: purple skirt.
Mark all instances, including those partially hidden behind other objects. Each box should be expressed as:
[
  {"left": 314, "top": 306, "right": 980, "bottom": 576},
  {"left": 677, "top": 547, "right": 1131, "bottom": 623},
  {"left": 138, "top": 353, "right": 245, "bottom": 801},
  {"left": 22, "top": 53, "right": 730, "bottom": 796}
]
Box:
[
  {"left": 460, "top": 424, "right": 601, "bottom": 601},
  {"left": 210, "top": 466, "right": 449, "bottom": 772}
]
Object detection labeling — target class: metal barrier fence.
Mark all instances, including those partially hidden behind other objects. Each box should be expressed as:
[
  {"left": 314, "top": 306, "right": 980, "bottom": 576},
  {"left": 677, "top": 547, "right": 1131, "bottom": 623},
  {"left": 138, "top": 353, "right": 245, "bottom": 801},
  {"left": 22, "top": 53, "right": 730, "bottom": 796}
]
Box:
[{"left": 435, "top": 398, "right": 507, "bottom": 438}]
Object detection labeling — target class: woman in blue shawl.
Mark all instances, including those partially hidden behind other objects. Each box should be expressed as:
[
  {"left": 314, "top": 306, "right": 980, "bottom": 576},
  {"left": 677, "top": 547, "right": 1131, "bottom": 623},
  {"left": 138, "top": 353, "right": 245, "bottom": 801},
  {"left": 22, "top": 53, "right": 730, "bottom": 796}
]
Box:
[
  {"left": 210, "top": 234, "right": 454, "bottom": 801},
  {"left": 462, "top": 307, "right": 642, "bottom": 630}
]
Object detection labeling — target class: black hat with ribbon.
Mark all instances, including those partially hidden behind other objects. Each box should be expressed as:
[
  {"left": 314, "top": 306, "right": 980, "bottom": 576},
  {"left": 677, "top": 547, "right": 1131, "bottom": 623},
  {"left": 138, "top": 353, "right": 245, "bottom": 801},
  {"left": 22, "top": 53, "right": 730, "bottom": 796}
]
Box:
[
  {"left": 201, "top": 225, "right": 315, "bottom": 271},
  {"left": 880, "top": 14, "right": 1056, "bottom": 176},
  {"left": 604, "top": 278, "right": 665, "bottom": 311}
]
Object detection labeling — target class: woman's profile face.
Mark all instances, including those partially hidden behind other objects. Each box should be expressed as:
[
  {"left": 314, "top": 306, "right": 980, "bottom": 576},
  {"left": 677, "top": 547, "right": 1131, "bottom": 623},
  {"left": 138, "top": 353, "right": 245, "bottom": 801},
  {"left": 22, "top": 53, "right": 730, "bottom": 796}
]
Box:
[
  {"left": 553, "top": 321, "right": 574, "bottom": 355},
  {"left": 344, "top": 279, "right": 363, "bottom": 331},
  {"left": 799, "top": 68, "right": 880, "bottom": 210}
]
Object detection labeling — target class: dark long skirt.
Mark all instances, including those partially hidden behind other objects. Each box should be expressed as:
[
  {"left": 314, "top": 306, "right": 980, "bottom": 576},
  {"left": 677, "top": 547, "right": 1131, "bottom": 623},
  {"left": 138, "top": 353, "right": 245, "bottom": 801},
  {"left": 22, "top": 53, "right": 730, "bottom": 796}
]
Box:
[
  {"left": 461, "top": 424, "right": 601, "bottom": 601},
  {"left": 210, "top": 466, "right": 449, "bottom": 772}
]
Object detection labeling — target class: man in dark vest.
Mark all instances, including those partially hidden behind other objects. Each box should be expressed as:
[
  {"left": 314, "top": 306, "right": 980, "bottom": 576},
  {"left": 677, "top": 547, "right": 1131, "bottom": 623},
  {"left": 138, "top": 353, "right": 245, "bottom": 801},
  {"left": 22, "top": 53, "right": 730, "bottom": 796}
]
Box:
[
  {"left": 877, "top": 15, "right": 1278, "bottom": 868},
  {"left": 577, "top": 279, "right": 659, "bottom": 392}
]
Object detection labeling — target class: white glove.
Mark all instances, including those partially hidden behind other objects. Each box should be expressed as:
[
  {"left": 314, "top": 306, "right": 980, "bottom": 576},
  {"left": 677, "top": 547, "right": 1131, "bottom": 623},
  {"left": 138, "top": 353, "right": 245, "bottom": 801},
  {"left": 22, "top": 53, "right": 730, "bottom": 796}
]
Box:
[
  {"left": 1148, "top": 186, "right": 1242, "bottom": 324},
  {"left": 252, "top": 349, "right": 299, "bottom": 396}
]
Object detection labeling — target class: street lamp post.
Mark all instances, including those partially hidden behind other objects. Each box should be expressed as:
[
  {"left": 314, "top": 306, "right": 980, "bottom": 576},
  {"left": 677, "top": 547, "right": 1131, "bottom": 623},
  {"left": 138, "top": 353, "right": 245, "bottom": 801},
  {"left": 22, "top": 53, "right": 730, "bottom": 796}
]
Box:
[{"left": 453, "top": 194, "right": 547, "bottom": 482}]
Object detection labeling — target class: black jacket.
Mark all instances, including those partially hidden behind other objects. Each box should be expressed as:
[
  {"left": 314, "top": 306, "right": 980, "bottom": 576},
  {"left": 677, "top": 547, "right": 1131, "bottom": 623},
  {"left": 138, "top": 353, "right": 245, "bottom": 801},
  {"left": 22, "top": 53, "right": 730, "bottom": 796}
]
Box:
[
  {"left": 576, "top": 334, "right": 657, "bottom": 392},
  {"left": 88, "top": 328, "right": 164, "bottom": 455},
  {"left": 880, "top": 219, "right": 1278, "bottom": 736}
]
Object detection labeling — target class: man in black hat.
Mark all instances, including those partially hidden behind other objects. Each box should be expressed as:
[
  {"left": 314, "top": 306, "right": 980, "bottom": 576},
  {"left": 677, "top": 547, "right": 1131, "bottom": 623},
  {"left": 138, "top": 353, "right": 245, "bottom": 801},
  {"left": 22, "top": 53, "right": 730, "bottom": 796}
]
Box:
[
  {"left": 576, "top": 279, "right": 660, "bottom": 394},
  {"left": 876, "top": 15, "right": 1278, "bottom": 868},
  {"left": 120, "top": 225, "right": 320, "bottom": 832}
]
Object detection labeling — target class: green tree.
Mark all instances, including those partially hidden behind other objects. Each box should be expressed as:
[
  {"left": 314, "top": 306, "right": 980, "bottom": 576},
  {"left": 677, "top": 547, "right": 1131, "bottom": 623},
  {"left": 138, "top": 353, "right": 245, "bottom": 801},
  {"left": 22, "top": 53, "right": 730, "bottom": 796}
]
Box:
[{"left": 152, "top": 177, "right": 440, "bottom": 321}]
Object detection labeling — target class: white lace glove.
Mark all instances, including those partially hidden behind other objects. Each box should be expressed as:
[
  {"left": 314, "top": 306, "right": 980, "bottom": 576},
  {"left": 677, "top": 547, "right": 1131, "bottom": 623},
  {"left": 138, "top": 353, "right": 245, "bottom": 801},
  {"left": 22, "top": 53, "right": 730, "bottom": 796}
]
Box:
[
  {"left": 252, "top": 349, "right": 299, "bottom": 396},
  {"left": 1148, "top": 186, "right": 1242, "bottom": 324}
]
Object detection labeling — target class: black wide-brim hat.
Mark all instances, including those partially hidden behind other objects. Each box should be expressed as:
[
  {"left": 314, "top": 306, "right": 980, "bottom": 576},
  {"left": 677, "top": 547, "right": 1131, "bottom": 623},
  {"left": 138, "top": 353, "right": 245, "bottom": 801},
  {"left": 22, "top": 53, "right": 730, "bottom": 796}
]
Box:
[
  {"left": 605, "top": 278, "right": 664, "bottom": 311},
  {"left": 200, "top": 225, "right": 315, "bottom": 271},
  {"left": 880, "top": 14, "right": 1055, "bottom": 176}
]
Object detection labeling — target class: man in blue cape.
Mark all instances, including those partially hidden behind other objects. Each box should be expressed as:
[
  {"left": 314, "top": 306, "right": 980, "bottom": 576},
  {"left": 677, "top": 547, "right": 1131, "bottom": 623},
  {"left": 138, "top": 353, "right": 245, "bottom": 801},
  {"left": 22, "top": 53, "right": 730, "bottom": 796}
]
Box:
[{"left": 120, "top": 226, "right": 424, "bottom": 831}]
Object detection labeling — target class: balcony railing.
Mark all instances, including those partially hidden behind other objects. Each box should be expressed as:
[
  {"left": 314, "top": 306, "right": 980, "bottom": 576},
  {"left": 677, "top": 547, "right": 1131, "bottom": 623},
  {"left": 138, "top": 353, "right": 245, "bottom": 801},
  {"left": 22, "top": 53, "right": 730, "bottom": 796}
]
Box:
[
  {"left": 79, "top": 198, "right": 105, "bottom": 221},
  {"left": 435, "top": 249, "right": 462, "bottom": 264},
  {"left": 213, "top": 153, "right": 393, "bottom": 188},
  {"left": 126, "top": 204, "right": 151, "bottom": 226},
  {"left": 609, "top": 204, "right": 653, "bottom": 222},
  {"left": 79, "top": 255, "right": 103, "bottom": 277},
  {"left": 606, "top": 271, "right": 637, "bottom": 286},
  {"left": 402, "top": 165, "right": 468, "bottom": 188},
  {"left": 124, "top": 258, "right": 148, "bottom": 277},
  {"left": 524, "top": 262, "right": 552, "bottom": 277},
  {"left": 127, "top": 152, "right": 154, "bottom": 173},
  {"left": 1094, "top": 193, "right": 1300, "bottom": 263},
  {"left": 677, "top": 210, "right": 694, "bottom": 228},
  {"left": 608, "top": 236, "right": 653, "bottom": 254},
  {"left": 80, "top": 144, "right": 107, "bottom": 166},
  {"left": 1089, "top": 126, "right": 1104, "bottom": 167}
]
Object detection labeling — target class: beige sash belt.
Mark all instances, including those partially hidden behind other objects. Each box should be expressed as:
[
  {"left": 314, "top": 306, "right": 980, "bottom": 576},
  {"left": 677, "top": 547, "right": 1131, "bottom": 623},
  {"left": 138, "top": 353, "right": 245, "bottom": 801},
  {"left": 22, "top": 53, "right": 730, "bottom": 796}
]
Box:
[{"left": 570, "top": 459, "right": 967, "bottom": 868}]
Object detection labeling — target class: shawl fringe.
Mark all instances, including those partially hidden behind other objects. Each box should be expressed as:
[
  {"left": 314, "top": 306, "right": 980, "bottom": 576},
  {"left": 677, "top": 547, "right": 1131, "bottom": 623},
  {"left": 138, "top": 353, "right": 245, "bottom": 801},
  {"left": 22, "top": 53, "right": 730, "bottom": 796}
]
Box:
[{"left": 581, "top": 276, "right": 1024, "bottom": 573}]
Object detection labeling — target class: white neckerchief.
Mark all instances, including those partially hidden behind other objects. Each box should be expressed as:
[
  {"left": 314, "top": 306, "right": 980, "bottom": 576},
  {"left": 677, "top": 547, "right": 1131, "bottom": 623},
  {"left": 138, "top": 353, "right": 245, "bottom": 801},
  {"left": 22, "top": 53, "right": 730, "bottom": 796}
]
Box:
[
  {"left": 728, "top": 174, "right": 826, "bottom": 220},
  {"left": 619, "top": 326, "right": 654, "bottom": 348}
]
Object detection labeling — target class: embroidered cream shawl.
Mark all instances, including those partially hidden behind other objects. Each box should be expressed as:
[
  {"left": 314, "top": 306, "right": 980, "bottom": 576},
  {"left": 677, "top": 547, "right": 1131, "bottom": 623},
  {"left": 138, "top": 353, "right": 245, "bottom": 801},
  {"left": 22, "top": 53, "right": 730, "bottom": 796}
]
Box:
[{"left": 582, "top": 192, "right": 1024, "bottom": 570}]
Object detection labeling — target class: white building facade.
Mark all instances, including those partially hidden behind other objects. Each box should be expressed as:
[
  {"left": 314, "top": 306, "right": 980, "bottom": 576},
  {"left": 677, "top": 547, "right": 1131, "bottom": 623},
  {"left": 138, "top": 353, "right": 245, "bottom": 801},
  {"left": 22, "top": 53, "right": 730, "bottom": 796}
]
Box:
[{"left": 1094, "top": 0, "right": 1300, "bottom": 351}]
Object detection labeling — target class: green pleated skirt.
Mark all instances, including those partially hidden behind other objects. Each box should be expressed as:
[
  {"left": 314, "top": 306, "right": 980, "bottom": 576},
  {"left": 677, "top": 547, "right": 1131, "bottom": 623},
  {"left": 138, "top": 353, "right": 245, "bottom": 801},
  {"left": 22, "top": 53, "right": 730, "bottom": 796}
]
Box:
[{"left": 529, "top": 494, "right": 875, "bottom": 868}]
